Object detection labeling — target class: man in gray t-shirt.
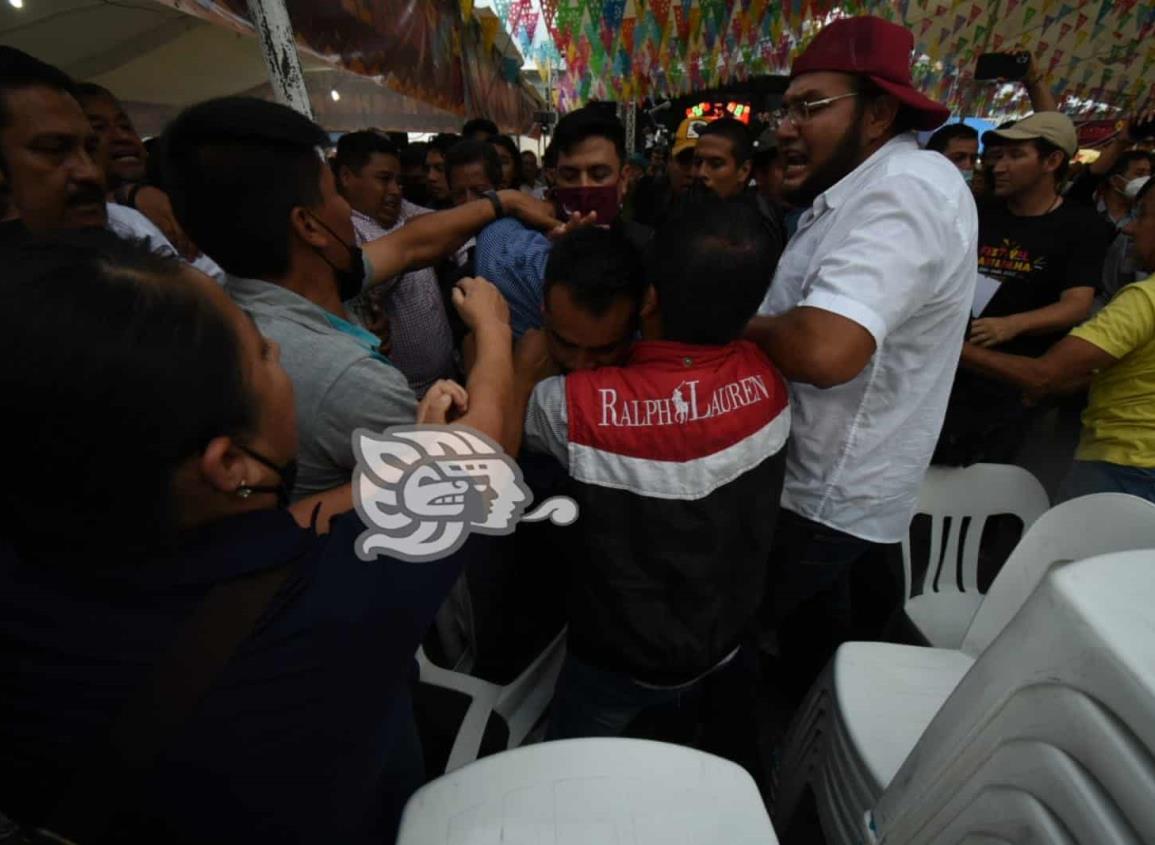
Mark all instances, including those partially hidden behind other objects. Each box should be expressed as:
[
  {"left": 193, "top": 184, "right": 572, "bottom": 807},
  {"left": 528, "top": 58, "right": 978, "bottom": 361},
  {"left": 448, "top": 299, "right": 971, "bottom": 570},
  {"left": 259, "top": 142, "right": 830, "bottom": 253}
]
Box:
[
  {"left": 163, "top": 98, "right": 565, "bottom": 498},
  {"left": 227, "top": 275, "right": 418, "bottom": 497}
]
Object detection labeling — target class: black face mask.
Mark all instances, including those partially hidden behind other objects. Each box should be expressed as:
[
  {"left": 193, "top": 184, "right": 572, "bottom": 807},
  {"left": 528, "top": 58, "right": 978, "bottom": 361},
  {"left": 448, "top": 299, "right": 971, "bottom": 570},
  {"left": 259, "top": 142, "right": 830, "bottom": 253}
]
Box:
[
  {"left": 308, "top": 213, "right": 367, "bottom": 302},
  {"left": 237, "top": 444, "right": 298, "bottom": 509}
]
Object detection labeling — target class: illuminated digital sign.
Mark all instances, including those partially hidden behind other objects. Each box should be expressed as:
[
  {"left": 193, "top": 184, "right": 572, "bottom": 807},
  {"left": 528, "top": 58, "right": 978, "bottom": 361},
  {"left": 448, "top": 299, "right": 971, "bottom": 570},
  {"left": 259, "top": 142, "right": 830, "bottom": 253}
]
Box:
[{"left": 684, "top": 101, "right": 752, "bottom": 124}]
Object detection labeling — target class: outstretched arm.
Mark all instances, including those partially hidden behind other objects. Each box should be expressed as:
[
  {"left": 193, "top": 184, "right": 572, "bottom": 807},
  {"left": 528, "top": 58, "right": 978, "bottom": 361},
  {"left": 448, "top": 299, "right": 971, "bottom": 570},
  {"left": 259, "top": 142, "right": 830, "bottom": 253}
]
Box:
[{"left": 363, "top": 191, "right": 567, "bottom": 285}]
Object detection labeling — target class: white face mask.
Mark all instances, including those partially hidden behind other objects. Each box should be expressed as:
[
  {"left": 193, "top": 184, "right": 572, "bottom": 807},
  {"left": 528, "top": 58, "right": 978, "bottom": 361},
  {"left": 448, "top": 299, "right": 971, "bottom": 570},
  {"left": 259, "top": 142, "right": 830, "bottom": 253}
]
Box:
[{"left": 1124, "top": 176, "right": 1151, "bottom": 202}]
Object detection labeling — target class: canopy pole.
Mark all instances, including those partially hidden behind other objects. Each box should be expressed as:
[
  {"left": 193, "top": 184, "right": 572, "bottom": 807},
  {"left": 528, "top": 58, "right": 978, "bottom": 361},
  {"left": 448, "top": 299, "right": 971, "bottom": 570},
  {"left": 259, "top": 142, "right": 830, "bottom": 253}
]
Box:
[
  {"left": 624, "top": 101, "right": 637, "bottom": 154},
  {"left": 246, "top": 0, "right": 314, "bottom": 119}
]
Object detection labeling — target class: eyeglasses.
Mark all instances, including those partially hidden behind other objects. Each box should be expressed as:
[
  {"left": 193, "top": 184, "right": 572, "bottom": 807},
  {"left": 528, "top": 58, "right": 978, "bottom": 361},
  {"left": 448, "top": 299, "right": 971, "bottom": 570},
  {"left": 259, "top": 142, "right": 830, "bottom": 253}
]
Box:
[{"left": 770, "top": 92, "right": 859, "bottom": 128}]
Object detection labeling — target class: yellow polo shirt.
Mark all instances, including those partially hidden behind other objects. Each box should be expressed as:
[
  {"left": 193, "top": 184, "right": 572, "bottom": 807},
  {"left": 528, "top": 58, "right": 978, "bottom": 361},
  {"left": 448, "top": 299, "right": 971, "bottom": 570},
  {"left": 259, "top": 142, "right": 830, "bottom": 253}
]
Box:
[{"left": 1070, "top": 276, "right": 1155, "bottom": 467}]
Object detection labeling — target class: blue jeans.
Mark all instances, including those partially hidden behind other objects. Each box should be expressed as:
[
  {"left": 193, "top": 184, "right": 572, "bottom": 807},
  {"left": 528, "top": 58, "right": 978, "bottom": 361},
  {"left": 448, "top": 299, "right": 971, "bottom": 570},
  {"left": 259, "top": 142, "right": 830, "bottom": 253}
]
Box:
[{"left": 1059, "top": 460, "right": 1155, "bottom": 504}]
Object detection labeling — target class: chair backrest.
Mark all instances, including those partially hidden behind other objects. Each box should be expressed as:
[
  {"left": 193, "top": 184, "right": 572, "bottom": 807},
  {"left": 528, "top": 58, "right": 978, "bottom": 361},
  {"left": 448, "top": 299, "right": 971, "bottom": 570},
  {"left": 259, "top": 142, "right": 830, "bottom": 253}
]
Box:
[
  {"left": 902, "top": 464, "right": 1049, "bottom": 603},
  {"left": 962, "top": 493, "right": 1155, "bottom": 657},
  {"left": 871, "top": 550, "right": 1155, "bottom": 845},
  {"left": 398, "top": 738, "right": 778, "bottom": 845}
]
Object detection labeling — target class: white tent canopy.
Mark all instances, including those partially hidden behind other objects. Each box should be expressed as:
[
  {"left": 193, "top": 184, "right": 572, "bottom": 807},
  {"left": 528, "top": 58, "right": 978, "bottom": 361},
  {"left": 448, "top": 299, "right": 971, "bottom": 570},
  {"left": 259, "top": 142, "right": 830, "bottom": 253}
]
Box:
[{"left": 1, "top": 0, "right": 464, "bottom": 135}]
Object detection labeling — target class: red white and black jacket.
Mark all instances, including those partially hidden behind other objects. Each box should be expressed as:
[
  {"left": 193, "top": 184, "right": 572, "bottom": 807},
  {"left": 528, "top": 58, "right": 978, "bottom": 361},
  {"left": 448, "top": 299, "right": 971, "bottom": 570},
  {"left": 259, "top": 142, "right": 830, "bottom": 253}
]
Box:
[{"left": 524, "top": 339, "right": 790, "bottom": 685}]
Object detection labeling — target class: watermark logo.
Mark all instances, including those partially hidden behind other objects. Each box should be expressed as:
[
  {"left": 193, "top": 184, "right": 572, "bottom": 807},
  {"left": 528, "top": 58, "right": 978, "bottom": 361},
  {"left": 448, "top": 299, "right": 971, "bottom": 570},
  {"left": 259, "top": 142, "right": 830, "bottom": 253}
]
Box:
[{"left": 352, "top": 425, "right": 579, "bottom": 563}]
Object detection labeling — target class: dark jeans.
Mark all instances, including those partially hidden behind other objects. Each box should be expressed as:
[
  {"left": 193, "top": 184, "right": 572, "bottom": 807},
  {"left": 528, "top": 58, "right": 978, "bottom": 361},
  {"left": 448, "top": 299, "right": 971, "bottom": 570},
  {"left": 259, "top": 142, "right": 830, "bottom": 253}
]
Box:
[
  {"left": 547, "top": 648, "right": 766, "bottom": 784},
  {"left": 761, "top": 509, "right": 879, "bottom": 706},
  {"left": 1060, "top": 459, "right": 1155, "bottom": 504},
  {"left": 547, "top": 653, "right": 709, "bottom": 740}
]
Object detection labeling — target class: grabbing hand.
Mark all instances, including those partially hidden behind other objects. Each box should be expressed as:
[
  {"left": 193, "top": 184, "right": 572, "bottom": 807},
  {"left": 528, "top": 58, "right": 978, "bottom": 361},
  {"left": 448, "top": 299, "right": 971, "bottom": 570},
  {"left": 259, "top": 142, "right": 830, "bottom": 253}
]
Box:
[
  {"left": 134, "top": 186, "right": 199, "bottom": 261},
  {"left": 501, "top": 191, "right": 562, "bottom": 233},
  {"left": 969, "top": 315, "right": 1021, "bottom": 348},
  {"left": 363, "top": 296, "right": 393, "bottom": 357},
  {"left": 417, "top": 379, "right": 469, "bottom": 424},
  {"left": 547, "top": 210, "right": 599, "bottom": 241},
  {"left": 451, "top": 276, "right": 511, "bottom": 332}
]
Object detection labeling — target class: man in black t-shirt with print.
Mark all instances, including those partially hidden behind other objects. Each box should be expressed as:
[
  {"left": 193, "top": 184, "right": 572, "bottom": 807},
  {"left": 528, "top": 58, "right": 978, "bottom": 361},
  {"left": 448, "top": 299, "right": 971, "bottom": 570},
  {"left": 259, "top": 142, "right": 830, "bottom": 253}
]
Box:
[{"left": 936, "top": 112, "right": 1114, "bottom": 464}]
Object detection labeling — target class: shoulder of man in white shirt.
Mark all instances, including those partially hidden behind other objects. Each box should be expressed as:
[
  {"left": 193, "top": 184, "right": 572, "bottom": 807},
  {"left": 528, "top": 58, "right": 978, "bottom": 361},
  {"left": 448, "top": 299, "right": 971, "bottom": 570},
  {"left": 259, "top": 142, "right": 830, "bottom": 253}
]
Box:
[
  {"left": 105, "top": 203, "right": 226, "bottom": 283},
  {"left": 878, "top": 138, "right": 977, "bottom": 211}
]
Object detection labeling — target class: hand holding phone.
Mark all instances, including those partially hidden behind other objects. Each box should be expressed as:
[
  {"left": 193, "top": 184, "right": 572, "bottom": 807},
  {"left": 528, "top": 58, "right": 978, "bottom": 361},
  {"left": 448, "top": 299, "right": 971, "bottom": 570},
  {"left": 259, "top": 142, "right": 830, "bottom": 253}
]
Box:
[{"left": 975, "top": 52, "right": 1032, "bottom": 82}]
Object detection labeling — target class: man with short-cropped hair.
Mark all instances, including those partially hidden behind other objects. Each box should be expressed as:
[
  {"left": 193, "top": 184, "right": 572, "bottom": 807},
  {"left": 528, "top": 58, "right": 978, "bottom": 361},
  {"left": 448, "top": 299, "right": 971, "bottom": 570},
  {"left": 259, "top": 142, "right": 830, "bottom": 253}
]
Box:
[
  {"left": 692, "top": 117, "right": 754, "bottom": 200},
  {"left": 333, "top": 130, "right": 455, "bottom": 395},
  {"left": 163, "top": 97, "right": 565, "bottom": 497},
  {"left": 516, "top": 197, "right": 789, "bottom": 745},
  {"left": 926, "top": 121, "right": 980, "bottom": 181},
  {"left": 540, "top": 225, "right": 645, "bottom": 373},
  {"left": 475, "top": 106, "right": 653, "bottom": 337}
]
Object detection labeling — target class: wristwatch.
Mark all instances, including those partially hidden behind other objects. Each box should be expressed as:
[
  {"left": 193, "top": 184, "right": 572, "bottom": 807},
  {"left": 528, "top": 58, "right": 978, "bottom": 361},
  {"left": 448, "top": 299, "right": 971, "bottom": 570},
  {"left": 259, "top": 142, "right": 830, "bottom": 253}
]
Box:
[{"left": 482, "top": 189, "right": 505, "bottom": 220}]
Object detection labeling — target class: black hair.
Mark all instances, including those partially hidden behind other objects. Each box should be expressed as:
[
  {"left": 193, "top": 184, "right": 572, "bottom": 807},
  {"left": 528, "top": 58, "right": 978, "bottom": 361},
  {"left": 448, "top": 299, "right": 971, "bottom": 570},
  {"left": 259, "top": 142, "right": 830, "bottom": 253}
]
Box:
[
  {"left": 73, "top": 82, "right": 117, "bottom": 104},
  {"left": 0, "top": 229, "right": 256, "bottom": 563},
  {"left": 697, "top": 118, "right": 754, "bottom": 166},
  {"left": 333, "top": 130, "right": 400, "bottom": 176},
  {"left": 1109, "top": 150, "right": 1154, "bottom": 179},
  {"left": 445, "top": 139, "right": 502, "bottom": 189},
  {"left": 854, "top": 77, "right": 918, "bottom": 137},
  {"left": 648, "top": 195, "right": 780, "bottom": 345},
  {"left": 544, "top": 226, "right": 645, "bottom": 316},
  {"left": 488, "top": 134, "right": 524, "bottom": 187},
  {"left": 462, "top": 118, "right": 499, "bottom": 140},
  {"left": 401, "top": 141, "right": 428, "bottom": 169},
  {"left": 382, "top": 130, "right": 409, "bottom": 149},
  {"left": 161, "top": 97, "right": 330, "bottom": 280},
  {"left": 543, "top": 138, "right": 559, "bottom": 169},
  {"left": 0, "top": 48, "right": 77, "bottom": 172},
  {"left": 0, "top": 47, "right": 77, "bottom": 131},
  {"left": 553, "top": 106, "right": 626, "bottom": 165},
  {"left": 926, "top": 122, "right": 979, "bottom": 153},
  {"left": 1030, "top": 138, "right": 1070, "bottom": 182},
  {"left": 427, "top": 133, "right": 460, "bottom": 157}
]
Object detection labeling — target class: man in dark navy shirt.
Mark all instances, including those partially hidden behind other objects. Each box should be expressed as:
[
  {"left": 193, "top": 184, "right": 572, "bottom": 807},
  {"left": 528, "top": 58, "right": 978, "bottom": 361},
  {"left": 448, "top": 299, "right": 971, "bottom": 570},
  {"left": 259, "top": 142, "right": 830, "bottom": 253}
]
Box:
[{"left": 0, "top": 510, "right": 490, "bottom": 844}]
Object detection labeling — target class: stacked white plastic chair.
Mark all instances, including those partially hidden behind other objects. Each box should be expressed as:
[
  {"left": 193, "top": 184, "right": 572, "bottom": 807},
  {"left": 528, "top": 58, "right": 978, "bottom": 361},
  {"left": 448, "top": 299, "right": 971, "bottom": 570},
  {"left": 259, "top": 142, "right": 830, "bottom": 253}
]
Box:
[
  {"left": 866, "top": 548, "right": 1155, "bottom": 844},
  {"left": 901, "top": 464, "right": 1049, "bottom": 648},
  {"left": 772, "top": 493, "right": 1155, "bottom": 844},
  {"left": 417, "top": 629, "right": 566, "bottom": 773},
  {"left": 396, "top": 737, "right": 779, "bottom": 844}
]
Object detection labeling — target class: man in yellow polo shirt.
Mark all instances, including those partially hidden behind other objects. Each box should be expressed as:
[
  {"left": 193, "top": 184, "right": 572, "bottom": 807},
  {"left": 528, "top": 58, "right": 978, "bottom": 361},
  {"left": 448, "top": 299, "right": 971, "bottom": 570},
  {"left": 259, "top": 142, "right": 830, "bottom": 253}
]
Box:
[{"left": 959, "top": 176, "right": 1155, "bottom": 502}]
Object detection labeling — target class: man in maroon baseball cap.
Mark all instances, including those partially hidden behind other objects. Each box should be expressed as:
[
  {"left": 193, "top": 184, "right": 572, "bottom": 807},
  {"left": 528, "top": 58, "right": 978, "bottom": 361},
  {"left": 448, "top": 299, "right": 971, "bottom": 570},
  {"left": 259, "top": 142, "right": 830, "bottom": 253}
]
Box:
[
  {"left": 746, "top": 16, "right": 977, "bottom": 701},
  {"left": 776, "top": 15, "right": 950, "bottom": 205}
]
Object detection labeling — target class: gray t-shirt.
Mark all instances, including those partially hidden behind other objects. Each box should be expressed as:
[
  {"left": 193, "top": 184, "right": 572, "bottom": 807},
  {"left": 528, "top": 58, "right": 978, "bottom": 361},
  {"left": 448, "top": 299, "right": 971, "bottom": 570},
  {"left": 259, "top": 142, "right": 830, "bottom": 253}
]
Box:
[{"left": 225, "top": 275, "right": 418, "bottom": 499}]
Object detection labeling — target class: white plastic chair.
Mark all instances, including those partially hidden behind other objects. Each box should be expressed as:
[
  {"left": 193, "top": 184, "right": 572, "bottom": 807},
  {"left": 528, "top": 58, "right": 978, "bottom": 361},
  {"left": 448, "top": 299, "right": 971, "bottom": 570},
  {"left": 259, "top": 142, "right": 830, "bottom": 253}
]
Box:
[
  {"left": 396, "top": 738, "right": 778, "bottom": 844},
  {"left": 867, "top": 549, "right": 1155, "bottom": 844},
  {"left": 772, "top": 494, "right": 1155, "bottom": 844},
  {"left": 416, "top": 628, "right": 566, "bottom": 773},
  {"left": 902, "top": 464, "right": 1049, "bottom": 648}
]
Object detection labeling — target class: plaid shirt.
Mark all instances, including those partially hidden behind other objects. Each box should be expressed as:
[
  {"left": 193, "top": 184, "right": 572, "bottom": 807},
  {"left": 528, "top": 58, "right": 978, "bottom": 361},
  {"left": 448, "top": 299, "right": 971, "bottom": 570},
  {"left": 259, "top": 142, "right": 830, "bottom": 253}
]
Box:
[{"left": 350, "top": 202, "right": 456, "bottom": 396}]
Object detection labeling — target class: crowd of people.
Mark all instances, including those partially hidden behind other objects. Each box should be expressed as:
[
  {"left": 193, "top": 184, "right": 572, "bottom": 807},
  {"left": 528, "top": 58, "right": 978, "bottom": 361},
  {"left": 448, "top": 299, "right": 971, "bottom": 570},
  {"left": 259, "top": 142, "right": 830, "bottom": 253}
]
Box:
[{"left": 1, "top": 11, "right": 1153, "bottom": 844}]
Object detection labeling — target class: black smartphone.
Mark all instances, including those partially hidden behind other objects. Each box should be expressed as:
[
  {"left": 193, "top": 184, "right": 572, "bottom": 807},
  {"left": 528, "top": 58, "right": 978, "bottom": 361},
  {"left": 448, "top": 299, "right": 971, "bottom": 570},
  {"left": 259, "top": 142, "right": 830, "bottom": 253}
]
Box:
[{"left": 975, "top": 52, "right": 1031, "bottom": 82}]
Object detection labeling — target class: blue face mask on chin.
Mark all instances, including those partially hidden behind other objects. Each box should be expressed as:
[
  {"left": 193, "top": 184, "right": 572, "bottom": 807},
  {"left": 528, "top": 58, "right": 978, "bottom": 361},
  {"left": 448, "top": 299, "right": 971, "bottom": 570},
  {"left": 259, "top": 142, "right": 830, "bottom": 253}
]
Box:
[{"left": 961, "top": 168, "right": 974, "bottom": 186}]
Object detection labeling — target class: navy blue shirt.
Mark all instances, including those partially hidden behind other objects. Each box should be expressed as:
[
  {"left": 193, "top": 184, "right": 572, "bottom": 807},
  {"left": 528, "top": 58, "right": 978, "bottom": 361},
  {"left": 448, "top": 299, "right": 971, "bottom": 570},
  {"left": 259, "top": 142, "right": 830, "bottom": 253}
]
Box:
[{"left": 0, "top": 509, "right": 482, "bottom": 843}]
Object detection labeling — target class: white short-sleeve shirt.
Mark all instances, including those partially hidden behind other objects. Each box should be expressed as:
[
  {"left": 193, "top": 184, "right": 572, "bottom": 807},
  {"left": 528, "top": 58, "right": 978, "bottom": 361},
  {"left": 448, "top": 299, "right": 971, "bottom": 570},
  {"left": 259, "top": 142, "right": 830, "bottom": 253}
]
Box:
[
  {"left": 105, "top": 203, "right": 226, "bottom": 283},
  {"left": 759, "top": 134, "right": 978, "bottom": 543}
]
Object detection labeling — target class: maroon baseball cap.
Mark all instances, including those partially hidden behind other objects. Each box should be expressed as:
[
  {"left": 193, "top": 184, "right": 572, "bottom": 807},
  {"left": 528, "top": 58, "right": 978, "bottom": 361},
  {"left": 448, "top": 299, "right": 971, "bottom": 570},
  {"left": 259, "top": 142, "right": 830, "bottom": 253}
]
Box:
[{"left": 791, "top": 16, "right": 950, "bottom": 131}]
